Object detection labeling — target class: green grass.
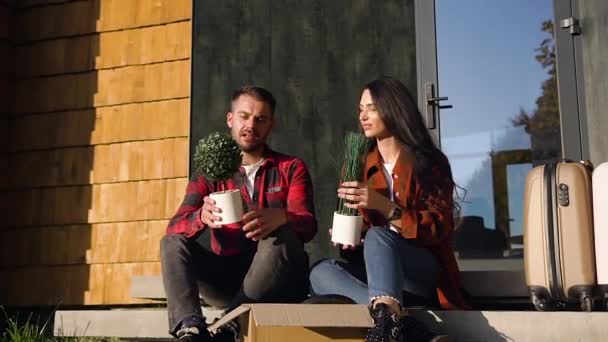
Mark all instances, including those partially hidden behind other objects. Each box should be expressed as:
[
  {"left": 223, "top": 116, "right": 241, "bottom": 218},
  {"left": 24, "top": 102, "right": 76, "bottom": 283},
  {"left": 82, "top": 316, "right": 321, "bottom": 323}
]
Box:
[
  {"left": 1, "top": 307, "right": 120, "bottom": 342},
  {"left": 336, "top": 132, "right": 372, "bottom": 216}
]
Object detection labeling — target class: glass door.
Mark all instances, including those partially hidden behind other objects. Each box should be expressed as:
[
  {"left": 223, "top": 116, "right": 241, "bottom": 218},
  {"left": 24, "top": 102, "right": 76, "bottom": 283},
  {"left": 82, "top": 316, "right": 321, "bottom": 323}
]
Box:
[{"left": 416, "top": 0, "right": 584, "bottom": 299}]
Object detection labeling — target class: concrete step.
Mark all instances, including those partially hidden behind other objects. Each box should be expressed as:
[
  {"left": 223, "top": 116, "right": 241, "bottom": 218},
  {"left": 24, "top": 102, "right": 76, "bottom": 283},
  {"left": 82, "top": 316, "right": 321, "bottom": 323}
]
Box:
[
  {"left": 54, "top": 307, "right": 608, "bottom": 341},
  {"left": 54, "top": 307, "right": 223, "bottom": 340}
]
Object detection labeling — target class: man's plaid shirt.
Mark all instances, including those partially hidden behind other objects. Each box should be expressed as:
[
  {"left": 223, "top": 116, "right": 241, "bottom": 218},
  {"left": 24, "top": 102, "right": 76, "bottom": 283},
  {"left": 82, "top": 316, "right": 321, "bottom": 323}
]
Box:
[{"left": 166, "top": 147, "right": 317, "bottom": 256}]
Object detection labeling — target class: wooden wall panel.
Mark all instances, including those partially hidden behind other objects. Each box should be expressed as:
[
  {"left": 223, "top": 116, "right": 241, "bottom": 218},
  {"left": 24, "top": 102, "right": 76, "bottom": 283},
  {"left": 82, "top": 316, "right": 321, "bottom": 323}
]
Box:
[
  {"left": 8, "top": 146, "right": 94, "bottom": 187},
  {"left": 2, "top": 178, "right": 186, "bottom": 227},
  {"left": 0, "top": 44, "right": 12, "bottom": 76},
  {"left": 93, "top": 262, "right": 162, "bottom": 304},
  {"left": 14, "top": 72, "right": 97, "bottom": 114},
  {"left": 9, "top": 109, "right": 95, "bottom": 151},
  {"left": 17, "top": 0, "right": 191, "bottom": 43},
  {"left": 14, "top": 60, "right": 190, "bottom": 114},
  {"left": 88, "top": 178, "right": 187, "bottom": 224},
  {"left": 7, "top": 138, "right": 188, "bottom": 187},
  {"left": 17, "top": 0, "right": 70, "bottom": 7},
  {"left": 89, "top": 99, "right": 190, "bottom": 145},
  {"left": 91, "top": 138, "right": 189, "bottom": 183},
  {"left": 2, "top": 0, "right": 193, "bottom": 306},
  {"left": 9, "top": 99, "right": 189, "bottom": 151},
  {"left": 98, "top": 0, "right": 191, "bottom": 32},
  {"left": 0, "top": 262, "right": 161, "bottom": 305},
  {"left": 0, "top": 4, "right": 10, "bottom": 40},
  {"left": 0, "top": 78, "right": 10, "bottom": 114},
  {"left": 16, "top": 21, "right": 191, "bottom": 78},
  {"left": 0, "top": 220, "right": 166, "bottom": 267},
  {"left": 15, "top": 35, "right": 97, "bottom": 78},
  {"left": 96, "top": 20, "right": 191, "bottom": 69}
]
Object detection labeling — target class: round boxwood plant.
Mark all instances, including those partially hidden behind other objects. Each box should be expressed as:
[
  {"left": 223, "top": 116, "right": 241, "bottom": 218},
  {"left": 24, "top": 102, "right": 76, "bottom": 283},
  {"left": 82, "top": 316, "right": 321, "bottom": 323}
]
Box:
[{"left": 193, "top": 132, "right": 242, "bottom": 182}]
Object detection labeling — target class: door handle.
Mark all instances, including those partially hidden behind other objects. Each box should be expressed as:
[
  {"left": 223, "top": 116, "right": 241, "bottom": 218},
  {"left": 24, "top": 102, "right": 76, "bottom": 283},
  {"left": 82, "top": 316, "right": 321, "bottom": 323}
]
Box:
[{"left": 424, "top": 83, "right": 452, "bottom": 129}]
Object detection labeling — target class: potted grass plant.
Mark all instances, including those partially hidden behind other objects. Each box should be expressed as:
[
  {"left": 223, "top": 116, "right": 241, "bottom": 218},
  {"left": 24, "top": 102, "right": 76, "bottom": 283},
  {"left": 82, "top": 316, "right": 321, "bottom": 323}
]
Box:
[
  {"left": 331, "top": 132, "right": 371, "bottom": 246},
  {"left": 193, "top": 132, "right": 243, "bottom": 225}
]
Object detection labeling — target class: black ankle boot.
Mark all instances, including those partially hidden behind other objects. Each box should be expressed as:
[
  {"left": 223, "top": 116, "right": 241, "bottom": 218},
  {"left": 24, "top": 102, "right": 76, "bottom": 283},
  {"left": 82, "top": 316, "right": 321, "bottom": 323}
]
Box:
[
  {"left": 366, "top": 303, "right": 403, "bottom": 342},
  {"left": 401, "top": 315, "right": 453, "bottom": 342}
]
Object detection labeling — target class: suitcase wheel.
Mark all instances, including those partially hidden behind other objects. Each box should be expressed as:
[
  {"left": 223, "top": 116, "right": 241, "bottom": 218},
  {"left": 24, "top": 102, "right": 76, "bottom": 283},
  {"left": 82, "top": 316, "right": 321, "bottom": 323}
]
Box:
[
  {"left": 532, "top": 294, "right": 549, "bottom": 311},
  {"left": 580, "top": 296, "right": 593, "bottom": 312}
]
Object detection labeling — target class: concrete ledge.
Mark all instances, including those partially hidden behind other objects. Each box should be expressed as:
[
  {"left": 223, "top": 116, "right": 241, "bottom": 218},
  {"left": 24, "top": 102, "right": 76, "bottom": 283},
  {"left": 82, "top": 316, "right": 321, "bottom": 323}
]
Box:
[
  {"left": 54, "top": 307, "right": 223, "bottom": 339},
  {"left": 410, "top": 310, "right": 608, "bottom": 342},
  {"left": 55, "top": 307, "right": 608, "bottom": 341}
]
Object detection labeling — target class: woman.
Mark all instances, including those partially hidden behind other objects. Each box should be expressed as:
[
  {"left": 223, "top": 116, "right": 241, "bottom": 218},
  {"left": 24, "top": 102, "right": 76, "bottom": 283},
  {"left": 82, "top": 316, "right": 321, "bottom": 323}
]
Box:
[{"left": 310, "top": 77, "right": 468, "bottom": 342}]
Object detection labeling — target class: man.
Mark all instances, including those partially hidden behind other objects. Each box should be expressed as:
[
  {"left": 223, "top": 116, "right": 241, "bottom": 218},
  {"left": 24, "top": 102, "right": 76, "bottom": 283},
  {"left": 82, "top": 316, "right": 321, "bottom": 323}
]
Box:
[{"left": 161, "top": 86, "right": 317, "bottom": 341}]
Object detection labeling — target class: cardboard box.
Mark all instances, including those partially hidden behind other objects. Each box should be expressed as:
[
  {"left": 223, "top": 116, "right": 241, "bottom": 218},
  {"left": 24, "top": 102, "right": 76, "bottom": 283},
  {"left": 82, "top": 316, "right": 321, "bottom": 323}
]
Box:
[{"left": 209, "top": 304, "right": 374, "bottom": 342}]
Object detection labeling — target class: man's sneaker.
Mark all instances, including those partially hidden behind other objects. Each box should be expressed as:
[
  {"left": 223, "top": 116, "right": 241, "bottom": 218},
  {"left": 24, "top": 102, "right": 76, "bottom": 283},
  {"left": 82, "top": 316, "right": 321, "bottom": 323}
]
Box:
[
  {"left": 176, "top": 326, "right": 213, "bottom": 342},
  {"left": 175, "top": 316, "right": 212, "bottom": 342},
  {"left": 366, "top": 303, "right": 403, "bottom": 342},
  {"left": 401, "top": 315, "right": 453, "bottom": 342}
]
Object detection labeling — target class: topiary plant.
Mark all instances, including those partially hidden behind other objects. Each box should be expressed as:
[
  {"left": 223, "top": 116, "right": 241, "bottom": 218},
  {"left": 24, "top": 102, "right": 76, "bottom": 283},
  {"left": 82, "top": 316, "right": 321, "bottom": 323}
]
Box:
[
  {"left": 336, "top": 132, "right": 372, "bottom": 216},
  {"left": 193, "top": 132, "right": 242, "bottom": 182}
]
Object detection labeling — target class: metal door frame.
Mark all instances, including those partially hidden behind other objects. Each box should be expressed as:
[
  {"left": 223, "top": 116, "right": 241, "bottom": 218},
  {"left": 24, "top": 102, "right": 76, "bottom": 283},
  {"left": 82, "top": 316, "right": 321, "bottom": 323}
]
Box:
[{"left": 414, "top": 0, "right": 587, "bottom": 300}]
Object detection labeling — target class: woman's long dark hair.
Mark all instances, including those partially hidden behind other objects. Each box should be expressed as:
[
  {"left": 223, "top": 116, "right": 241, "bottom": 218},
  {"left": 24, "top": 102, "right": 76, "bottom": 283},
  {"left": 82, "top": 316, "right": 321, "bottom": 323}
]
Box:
[{"left": 364, "top": 77, "right": 458, "bottom": 207}]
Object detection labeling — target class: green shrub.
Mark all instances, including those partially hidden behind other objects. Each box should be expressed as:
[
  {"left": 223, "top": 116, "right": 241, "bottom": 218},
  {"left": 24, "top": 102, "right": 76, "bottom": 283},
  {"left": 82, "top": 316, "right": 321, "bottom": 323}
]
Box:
[{"left": 193, "top": 132, "right": 242, "bottom": 182}]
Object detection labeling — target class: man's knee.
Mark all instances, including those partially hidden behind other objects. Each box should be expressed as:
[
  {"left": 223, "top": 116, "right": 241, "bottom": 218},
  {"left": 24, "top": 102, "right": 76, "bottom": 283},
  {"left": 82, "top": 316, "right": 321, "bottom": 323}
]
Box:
[
  {"left": 254, "top": 227, "right": 307, "bottom": 274},
  {"left": 257, "top": 227, "right": 303, "bottom": 254},
  {"left": 160, "top": 234, "right": 189, "bottom": 259}
]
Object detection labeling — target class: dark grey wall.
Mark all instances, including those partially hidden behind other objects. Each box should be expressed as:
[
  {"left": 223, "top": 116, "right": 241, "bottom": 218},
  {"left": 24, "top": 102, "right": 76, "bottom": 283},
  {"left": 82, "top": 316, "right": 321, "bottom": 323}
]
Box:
[
  {"left": 580, "top": 0, "right": 608, "bottom": 164},
  {"left": 191, "top": 0, "right": 417, "bottom": 262}
]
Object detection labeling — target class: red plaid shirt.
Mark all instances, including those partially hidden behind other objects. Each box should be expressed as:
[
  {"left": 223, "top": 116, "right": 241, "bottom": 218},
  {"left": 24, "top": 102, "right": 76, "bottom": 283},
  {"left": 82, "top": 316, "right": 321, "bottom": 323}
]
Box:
[{"left": 166, "top": 147, "right": 317, "bottom": 256}]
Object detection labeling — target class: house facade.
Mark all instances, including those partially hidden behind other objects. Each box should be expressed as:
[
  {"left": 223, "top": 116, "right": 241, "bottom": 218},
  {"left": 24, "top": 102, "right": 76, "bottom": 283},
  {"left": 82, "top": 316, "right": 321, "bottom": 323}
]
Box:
[{"left": 0, "top": 0, "right": 606, "bottom": 307}]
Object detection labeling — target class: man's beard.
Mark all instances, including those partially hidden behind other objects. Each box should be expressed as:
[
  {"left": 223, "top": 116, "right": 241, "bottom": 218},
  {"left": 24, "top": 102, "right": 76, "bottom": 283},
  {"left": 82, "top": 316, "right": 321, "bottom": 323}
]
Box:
[{"left": 238, "top": 140, "right": 265, "bottom": 153}]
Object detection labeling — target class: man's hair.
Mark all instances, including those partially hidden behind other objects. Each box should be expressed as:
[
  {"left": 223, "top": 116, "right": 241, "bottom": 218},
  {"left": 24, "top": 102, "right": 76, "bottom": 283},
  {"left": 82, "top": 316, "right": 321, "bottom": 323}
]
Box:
[{"left": 231, "top": 86, "right": 276, "bottom": 115}]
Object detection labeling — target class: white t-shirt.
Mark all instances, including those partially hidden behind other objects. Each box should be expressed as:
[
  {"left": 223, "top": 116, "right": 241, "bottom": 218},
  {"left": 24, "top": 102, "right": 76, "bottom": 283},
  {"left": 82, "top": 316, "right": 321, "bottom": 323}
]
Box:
[
  {"left": 381, "top": 163, "right": 399, "bottom": 233},
  {"left": 242, "top": 158, "right": 264, "bottom": 197},
  {"left": 381, "top": 163, "right": 394, "bottom": 201}
]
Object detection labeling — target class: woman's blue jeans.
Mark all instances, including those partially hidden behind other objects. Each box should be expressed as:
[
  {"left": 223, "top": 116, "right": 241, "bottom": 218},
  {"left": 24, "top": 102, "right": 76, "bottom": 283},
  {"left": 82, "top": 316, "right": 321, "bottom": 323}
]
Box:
[{"left": 310, "top": 226, "right": 440, "bottom": 306}]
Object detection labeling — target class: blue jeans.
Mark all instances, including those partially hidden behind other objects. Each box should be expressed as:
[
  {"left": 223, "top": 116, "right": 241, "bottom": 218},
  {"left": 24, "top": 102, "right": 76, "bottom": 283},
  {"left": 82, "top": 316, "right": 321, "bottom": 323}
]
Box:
[{"left": 310, "top": 226, "right": 440, "bottom": 306}]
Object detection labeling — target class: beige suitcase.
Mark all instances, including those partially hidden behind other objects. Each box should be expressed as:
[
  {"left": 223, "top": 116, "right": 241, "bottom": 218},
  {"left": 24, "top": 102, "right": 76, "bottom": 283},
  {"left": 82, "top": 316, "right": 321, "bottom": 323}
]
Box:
[
  {"left": 524, "top": 161, "right": 596, "bottom": 311},
  {"left": 593, "top": 162, "right": 608, "bottom": 310}
]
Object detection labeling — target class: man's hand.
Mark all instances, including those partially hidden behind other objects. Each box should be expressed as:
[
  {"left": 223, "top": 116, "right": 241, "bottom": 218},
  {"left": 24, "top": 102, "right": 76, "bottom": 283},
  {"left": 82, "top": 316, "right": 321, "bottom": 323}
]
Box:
[
  {"left": 242, "top": 208, "right": 288, "bottom": 241},
  {"left": 200, "top": 196, "right": 222, "bottom": 228}
]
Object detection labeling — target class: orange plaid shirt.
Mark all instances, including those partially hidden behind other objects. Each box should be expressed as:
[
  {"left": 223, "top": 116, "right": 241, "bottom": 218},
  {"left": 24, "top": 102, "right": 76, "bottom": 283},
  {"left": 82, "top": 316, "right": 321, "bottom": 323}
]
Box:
[{"left": 360, "top": 146, "right": 469, "bottom": 310}]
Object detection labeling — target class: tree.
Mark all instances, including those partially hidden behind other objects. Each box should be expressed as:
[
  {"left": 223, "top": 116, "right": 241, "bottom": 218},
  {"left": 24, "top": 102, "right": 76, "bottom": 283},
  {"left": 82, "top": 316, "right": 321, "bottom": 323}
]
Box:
[{"left": 511, "top": 20, "right": 561, "bottom": 163}]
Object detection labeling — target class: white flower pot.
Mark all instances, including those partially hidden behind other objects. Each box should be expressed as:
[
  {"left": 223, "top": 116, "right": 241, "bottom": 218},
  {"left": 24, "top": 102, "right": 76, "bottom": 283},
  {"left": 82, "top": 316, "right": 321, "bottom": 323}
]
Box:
[
  {"left": 209, "top": 189, "right": 243, "bottom": 226},
  {"left": 331, "top": 212, "right": 363, "bottom": 246}
]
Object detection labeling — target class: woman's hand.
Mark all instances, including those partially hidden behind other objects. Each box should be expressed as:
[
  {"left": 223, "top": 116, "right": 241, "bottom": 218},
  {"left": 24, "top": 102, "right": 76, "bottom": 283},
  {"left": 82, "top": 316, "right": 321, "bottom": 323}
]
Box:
[
  {"left": 329, "top": 228, "right": 362, "bottom": 250},
  {"left": 337, "top": 181, "right": 392, "bottom": 214}
]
